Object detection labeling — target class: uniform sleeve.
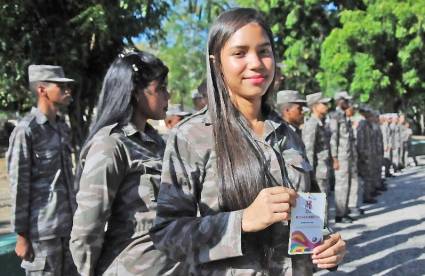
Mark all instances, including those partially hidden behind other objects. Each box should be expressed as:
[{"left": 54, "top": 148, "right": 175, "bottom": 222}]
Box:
[
  {"left": 6, "top": 125, "right": 31, "bottom": 235},
  {"left": 70, "top": 135, "right": 127, "bottom": 276},
  {"left": 150, "top": 130, "right": 244, "bottom": 265},
  {"left": 302, "top": 121, "right": 317, "bottom": 169},
  {"left": 329, "top": 117, "right": 339, "bottom": 158}
]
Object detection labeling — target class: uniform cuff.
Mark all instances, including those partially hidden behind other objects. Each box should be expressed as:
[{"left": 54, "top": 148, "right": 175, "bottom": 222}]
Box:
[{"left": 199, "top": 210, "right": 244, "bottom": 263}]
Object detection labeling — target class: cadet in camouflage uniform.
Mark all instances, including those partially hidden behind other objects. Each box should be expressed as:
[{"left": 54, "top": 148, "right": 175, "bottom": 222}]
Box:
[
  {"left": 399, "top": 114, "right": 409, "bottom": 168},
  {"left": 380, "top": 115, "right": 392, "bottom": 177},
  {"left": 402, "top": 122, "right": 415, "bottom": 166},
  {"left": 372, "top": 112, "right": 386, "bottom": 192},
  {"left": 70, "top": 51, "right": 178, "bottom": 275},
  {"left": 302, "top": 92, "right": 332, "bottom": 222},
  {"left": 329, "top": 91, "right": 356, "bottom": 223},
  {"left": 7, "top": 65, "right": 78, "bottom": 275},
  {"left": 275, "top": 90, "right": 318, "bottom": 275},
  {"left": 390, "top": 114, "right": 401, "bottom": 171},
  {"left": 276, "top": 90, "right": 313, "bottom": 193},
  {"left": 345, "top": 105, "right": 363, "bottom": 217},
  {"left": 356, "top": 107, "right": 377, "bottom": 203},
  {"left": 151, "top": 8, "right": 346, "bottom": 275}
]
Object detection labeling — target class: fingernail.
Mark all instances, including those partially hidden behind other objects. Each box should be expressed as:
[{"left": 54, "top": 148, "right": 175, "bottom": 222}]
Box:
[{"left": 312, "top": 259, "right": 318, "bottom": 264}]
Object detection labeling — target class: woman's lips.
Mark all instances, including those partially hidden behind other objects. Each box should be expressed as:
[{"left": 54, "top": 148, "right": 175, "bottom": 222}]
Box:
[{"left": 245, "top": 75, "right": 266, "bottom": 85}]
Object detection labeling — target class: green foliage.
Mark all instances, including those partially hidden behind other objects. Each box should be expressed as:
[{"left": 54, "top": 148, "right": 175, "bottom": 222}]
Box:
[
  {"left": 138, "top": 1, "right": 229, "bottom": 108},
  {"left": 237, "top": 0, "right": 341, "bottom": 94},
  {"left": 0, "top": 1, "right": 169, "bottom": 145},
  {"left": 319, "top": 0, "right": 425, "bottom": 113}
]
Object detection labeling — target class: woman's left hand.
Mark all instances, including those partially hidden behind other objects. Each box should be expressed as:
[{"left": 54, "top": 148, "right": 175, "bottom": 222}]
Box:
[{"left": 311, "top": 232, "right": 346, "bottom": 269}]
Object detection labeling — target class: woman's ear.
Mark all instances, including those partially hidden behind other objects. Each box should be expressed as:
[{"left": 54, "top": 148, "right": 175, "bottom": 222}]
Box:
[
  {"left": 37, "top": 83, "right": 48, "bottom": 98},
  {"left": 209, "top": 55, "right": 216, "bottom": 63}
]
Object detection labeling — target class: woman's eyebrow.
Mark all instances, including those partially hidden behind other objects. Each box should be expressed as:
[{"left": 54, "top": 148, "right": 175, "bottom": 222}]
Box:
[{"left": 228, "top": 42, "right": 271, "bottom": 50}]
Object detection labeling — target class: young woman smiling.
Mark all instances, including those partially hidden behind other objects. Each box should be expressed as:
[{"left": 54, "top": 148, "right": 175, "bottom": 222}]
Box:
[{"left": 151, "top": 8, "right": 346, "bottom": 275}]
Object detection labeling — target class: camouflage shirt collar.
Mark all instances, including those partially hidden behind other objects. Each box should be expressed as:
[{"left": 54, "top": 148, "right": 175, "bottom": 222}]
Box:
[
  {"left": 121, "top": 122, "right": 158, "bottom": 143},
  {"left": 121, "top": 122, "right": 139, "bottom": 137},
  {"left": 31, "top": 107, "right": 61, "bottom": 125}
]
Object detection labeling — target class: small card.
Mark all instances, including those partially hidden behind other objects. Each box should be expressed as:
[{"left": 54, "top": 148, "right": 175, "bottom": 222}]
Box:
[{"left": 288, "top": 192, "right": 326, "bottom": 255}]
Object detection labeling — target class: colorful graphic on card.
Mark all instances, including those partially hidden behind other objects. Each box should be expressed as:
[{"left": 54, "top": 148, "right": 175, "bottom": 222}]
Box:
[
  {"left": 289, "top": 193, "right": 326, "bottom": 255},
  {"left": 289, "top": 230, "right": 323, "bottom": 254}
]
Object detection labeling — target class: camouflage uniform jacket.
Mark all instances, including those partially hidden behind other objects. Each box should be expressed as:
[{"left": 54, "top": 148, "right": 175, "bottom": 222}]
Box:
[
  {"left": 302, "top": 115, "right": 331, "bottom": 180},
  {"left": 373, "top": 122, "right": 384, "bottom": 157},
  {"left": 150, "top": 109, "right": 312, "bottom": 275},
  {"left": 356, "top": 119, "right": 375, "bottom": 173},
  {"left": 6, "top": 107, "right": 75, "bottom": 241},
  {"left": 390, "top": 123, "right": 401, "bottom": 149},
  {"left": 70, "top": 122, "right": 175, "bottom": 276},
  {"left": 283, "top": 121, "right": 312, "bottom": 192},
  {"left": 329, "top": 108, "right": 355, "bottom": 159},
  {"left": 400, "top": 124, "right": 410, "bottom": 143},
  {"left": 380, "top": 123, "right": 390, "bottom": 149}
]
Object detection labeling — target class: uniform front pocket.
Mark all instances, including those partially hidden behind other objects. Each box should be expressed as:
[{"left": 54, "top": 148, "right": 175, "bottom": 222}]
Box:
[
  {"left": 131, "top": 159, "right": 162, "bottom": 204},
  {"left": 33, "top": 149, "right": 60, "bottom": 177}
]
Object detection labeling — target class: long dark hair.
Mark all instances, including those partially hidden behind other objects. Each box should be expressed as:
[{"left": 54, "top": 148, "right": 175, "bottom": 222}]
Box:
[
  {"left": 207, "top": 8, "right": 277, "bottom": 211},
  {"left": 74, "top": 50, "right": 168, "bottom": 188}
]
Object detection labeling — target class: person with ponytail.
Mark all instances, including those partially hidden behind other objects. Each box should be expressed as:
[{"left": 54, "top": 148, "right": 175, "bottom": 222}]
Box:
[
  {"left": 150, "top": 8, "right": 346, "bottom": 275},
  {"left": 70, "top": 50, "right": 178, "bottom": 275}
]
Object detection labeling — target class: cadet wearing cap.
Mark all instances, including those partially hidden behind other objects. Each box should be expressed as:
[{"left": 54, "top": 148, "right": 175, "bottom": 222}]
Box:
[
  {"left": 7, "top": 65, "right": 78, "bottom": 275},
  {"left": 192, "top": 79, "right": 208, "bottom": 111},
  {"left": 380, "top": 114, "right": 392, "bottom": 177},
  {"left": 302, "top": 92, "right": 333, "bottom": 222},
  {"left": 276, "top": 89, "right": 318, "bottom": 273},
  {"left": 329, "top": 91, "right": 357, "bottom": 223},
  {"left": 371, "top": 110, "right": 386, "bottom": 193},
  {"left": 389, "top": 114, "right": 401, "bottom": 171},
  {"left": 334, "top": 91, "right": 352, "bottom": 102},
  {"left": 276, "top": 90, "right": 307, "bottom": 137},
  {"left": 275, "top": 90, "right": 313, "bottom": 195},
  {"left": 357, "top": 106, "right": 377, "bottom": 205}
]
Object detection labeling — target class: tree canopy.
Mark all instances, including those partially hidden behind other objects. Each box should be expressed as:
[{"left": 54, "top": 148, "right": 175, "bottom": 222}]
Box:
[
  {"left": 138, "top": 0, "right": 229, "bottom": 108},
  {"left": 0, "top": 0, "right": 424, "bottom": 135},
  {"left": 319, "top": 0, "right": 425, "bottom": 114},
  {"left": 0, "top": 0, "right": 169, "bottom": 146},
  {"left": 237, "top": 0, "right": 356, "bottom": 94}
]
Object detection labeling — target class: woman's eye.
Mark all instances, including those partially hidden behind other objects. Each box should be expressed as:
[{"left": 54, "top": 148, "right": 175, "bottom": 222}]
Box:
[
  {"left": 232, "top": 51, "right": 244, "bottom": 57},
  {"left": 259, "top": 48, "right": 271, "bottom": 56}
]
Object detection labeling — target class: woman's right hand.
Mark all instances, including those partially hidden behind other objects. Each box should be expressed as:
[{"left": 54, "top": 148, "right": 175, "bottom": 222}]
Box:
[
  {"left": 15, "top": 234, "right": 34, "bottom": 261},
  {"left": 242, "top": 187, "right": 297, "bottom": 233}
]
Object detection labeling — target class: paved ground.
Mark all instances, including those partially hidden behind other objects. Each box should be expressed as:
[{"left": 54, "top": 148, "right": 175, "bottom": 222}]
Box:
[{"left": 316, "top": 163, "right": 425, "bottom": 276}]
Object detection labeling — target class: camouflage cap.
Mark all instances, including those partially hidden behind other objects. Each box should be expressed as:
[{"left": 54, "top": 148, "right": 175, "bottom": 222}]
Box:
[
  {"left": 306, "top": 92, "right": 331, "bottom": 107},
  {"left": 358, "top": 104, "right": 372, "bottom": 114},
  {"left": 334, "top": 91, "right": 352, "bottom": 101},
  {"left": 276, "top": 90, "right": 307, "bottom": 105},
  {"left": 28, "top": 65, "right": 75, "bottom": 83}
]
